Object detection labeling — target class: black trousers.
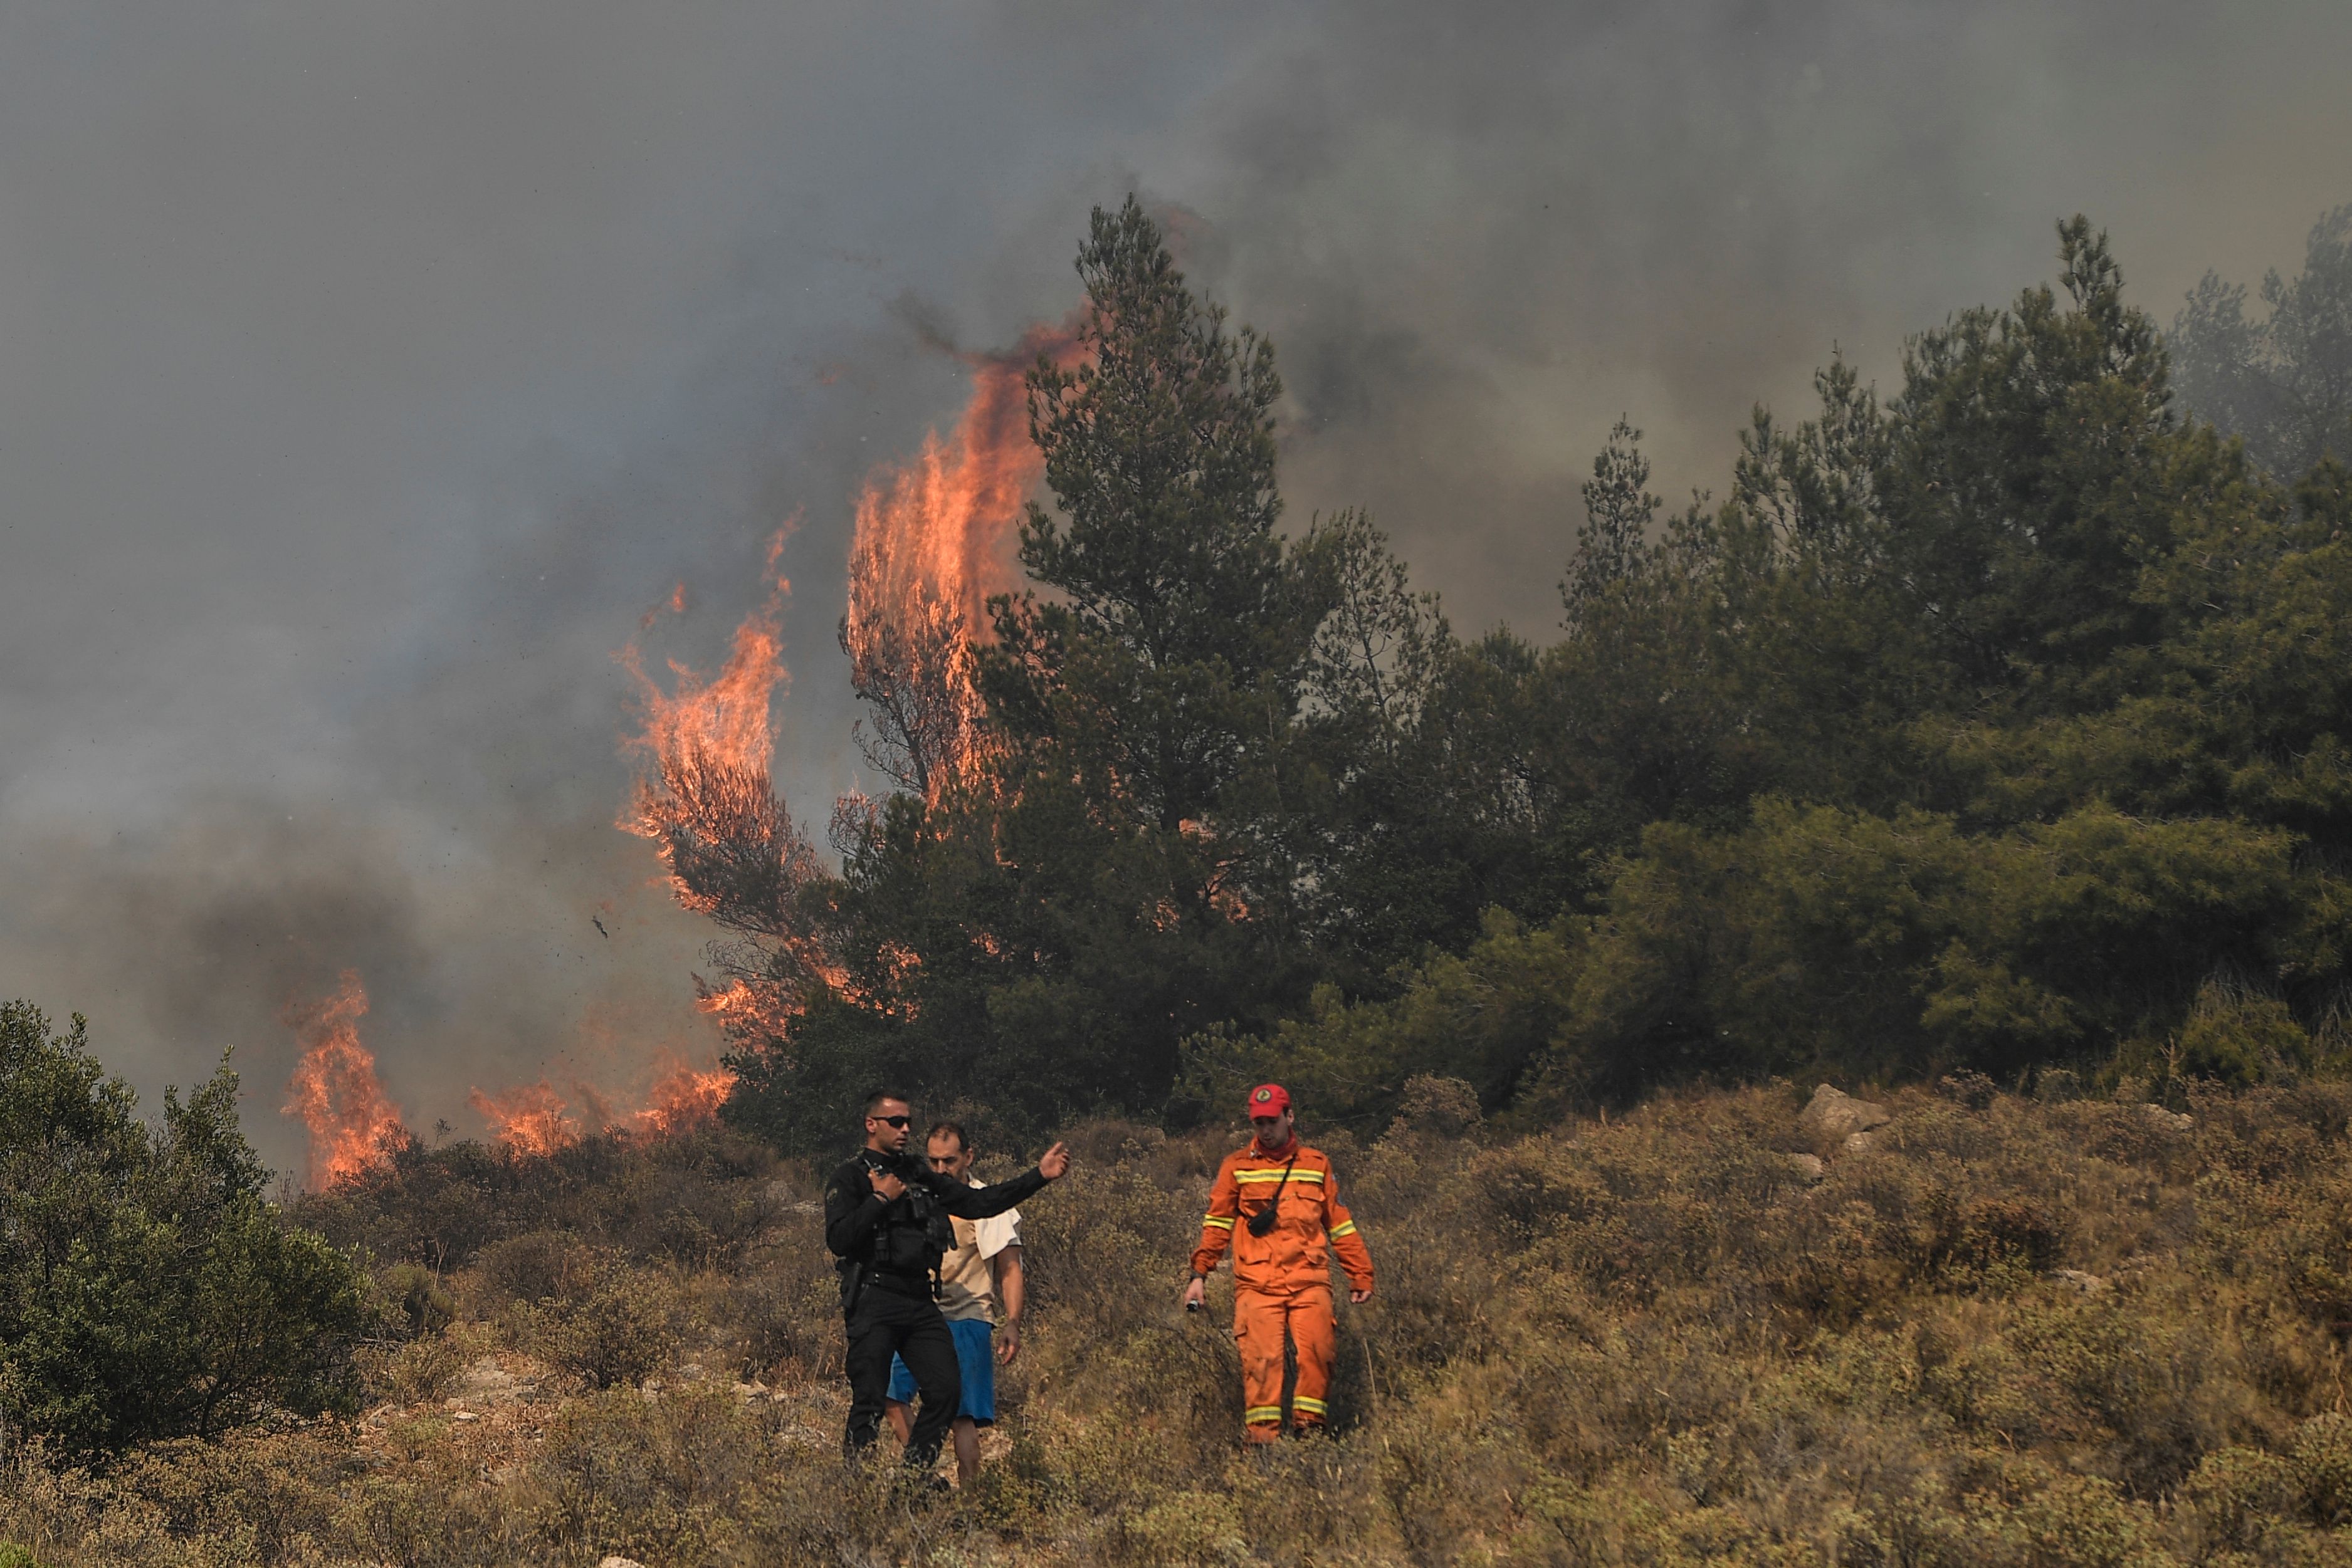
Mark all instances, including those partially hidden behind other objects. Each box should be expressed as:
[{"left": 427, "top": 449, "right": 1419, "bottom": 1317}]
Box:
[{"left": 843, "top": 1283, "right": 961, "bottom": 1468}]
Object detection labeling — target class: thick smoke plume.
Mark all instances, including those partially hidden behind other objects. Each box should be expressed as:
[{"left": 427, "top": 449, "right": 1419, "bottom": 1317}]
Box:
[{"left": 0, "top": 0, "right": 2344, "bottom": 1174}]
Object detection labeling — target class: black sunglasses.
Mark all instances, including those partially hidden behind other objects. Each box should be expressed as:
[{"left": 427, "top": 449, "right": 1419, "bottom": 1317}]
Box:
[{"left": 872, "top": 1114, "right": 911, "bottom": 1128}]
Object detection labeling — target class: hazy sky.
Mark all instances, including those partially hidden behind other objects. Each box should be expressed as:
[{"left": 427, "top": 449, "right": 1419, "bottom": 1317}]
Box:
[{"left": 3, "top": 0, "right": 2346, "bottom": 1176}]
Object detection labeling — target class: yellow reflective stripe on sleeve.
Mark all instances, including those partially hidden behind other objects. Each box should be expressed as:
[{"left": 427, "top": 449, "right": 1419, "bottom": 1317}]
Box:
[
  {"left": 1292, "top": 1396, "right": 1328, "bottom": 1414},
  {"left": 1202, "top": 1215, "right": 1234, "bottom": 1230},
  {"left": 1244, "top": 1406, "right": 1284, "bottom": 1423},
  {"left": 1327, "top": 1220, "right": 1357, "bottom": 1238},
  {"left": 1234, "top": 1168, "right": 1324, "bottom": 1183}
]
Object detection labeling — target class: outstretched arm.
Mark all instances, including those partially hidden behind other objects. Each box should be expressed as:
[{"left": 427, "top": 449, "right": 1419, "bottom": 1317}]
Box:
[{"left": 937, "top": 1143, "right": 1069, "bottom": 1219}]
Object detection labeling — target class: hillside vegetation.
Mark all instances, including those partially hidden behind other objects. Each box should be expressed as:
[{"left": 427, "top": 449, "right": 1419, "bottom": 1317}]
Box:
[
  {"left": 6, "top": 202, "right": 2352, "bottom": 1563},
  {"left": 12, "top": 1077, "right": 2352, "bottom": 1564}
]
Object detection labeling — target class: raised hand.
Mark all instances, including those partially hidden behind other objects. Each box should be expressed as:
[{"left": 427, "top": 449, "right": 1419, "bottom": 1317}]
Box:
[{"left": 1037, "top": 1141, "right": 1071, "bottom": 1180}]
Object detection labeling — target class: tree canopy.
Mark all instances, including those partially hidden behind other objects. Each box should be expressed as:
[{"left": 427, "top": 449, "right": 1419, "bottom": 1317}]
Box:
[{"left": 686, "top": 201, "right": 2352, "bottom": 1154}]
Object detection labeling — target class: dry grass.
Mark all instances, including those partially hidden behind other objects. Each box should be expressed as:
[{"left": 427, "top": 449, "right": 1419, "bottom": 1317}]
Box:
[{"left": 11, "top": 1080, "right": 2352, "bottom": 1564}]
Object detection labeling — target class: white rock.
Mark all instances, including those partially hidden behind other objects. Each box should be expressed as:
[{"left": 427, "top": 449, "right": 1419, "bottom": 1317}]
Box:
[
  {"left": 1843, "top": 1129, "right": 1879, "bottom": 1154},
  {"left": 2142, "top": 1104, "right": 2194, "bottom": 1131},
  {"left": 597, "top": 1559, "right": 649, "bottom": 1568},
  {"left": 1783, "top": 1153, "right": 1827, "bottom": 1182},
  {"left": 1800, "top": 1084, "right": 1891, "bottom": 1140},
  {"left": 451, "top": 1356, "right": 530, "bottom": 1404},
  {"left": 2052, "top": 1268, "right": 2108, "bottom": 1294},
  {"left": 452, "top": 1411, "right": 480, "bottom": 1423}
]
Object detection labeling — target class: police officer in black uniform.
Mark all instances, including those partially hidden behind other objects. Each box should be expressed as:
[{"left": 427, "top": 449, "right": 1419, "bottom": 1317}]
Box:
[{"left": 824, "top": 1090, "right": 1071, "bottom": 1471}]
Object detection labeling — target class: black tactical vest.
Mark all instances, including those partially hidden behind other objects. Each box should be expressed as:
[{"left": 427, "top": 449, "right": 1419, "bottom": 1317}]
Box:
[{"left": 851, "top": 1150, "right": 958, "bottom": 1282}]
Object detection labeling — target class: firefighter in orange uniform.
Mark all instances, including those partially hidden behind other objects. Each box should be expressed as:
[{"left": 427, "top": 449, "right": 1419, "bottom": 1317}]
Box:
[{"left": 1183, "top": 1083, "right": 1373, "bottom": 1441}]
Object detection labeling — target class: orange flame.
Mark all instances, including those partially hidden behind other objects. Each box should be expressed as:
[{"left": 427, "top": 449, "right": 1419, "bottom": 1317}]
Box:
[
  {"left": 619, "top": 531, "right": 846, "bottom": 1053},
  {"left": 695, "top": 978, "right": 765, "bottom": 1020},
  {"left": 606, "top": 321, "right": 1079, "bottom": 1111},
  {"left": 638, "top": 581, "right": 689, "bottom": 632},
  {"left": 466, "top": 1057, "right": 732, "bottom": 1154},
  {"left": 619, "top": 535, "right": 837, "bottom": 979},
  {"left": 468, "top": 1079, "right": 580, "bottom": 1158},
  {"left": 843, "top": 320, "right": 1081, "bottom": 801},
  {"left": 619, "top": 535, "right": 788, "bottom": 782},
  {"left": 1181, "top": 818, "right": 1252, "bottom": 923},
  {"left": 626, "top": 1056, "right": 736, "bottom": 1137},
  {"left": 281, "top": 972, "right": 410, "bottom": 1188}
]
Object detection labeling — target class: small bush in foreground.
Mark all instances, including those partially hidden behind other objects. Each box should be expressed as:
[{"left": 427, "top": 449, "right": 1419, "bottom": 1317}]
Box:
[{"left": 0, "top": 1002, "right": 369, "bottom": 1460}]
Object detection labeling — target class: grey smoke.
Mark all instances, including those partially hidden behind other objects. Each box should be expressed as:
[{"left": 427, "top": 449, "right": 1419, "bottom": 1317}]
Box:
[{"left": 1, "top": 0, "right": 2345, "bottom": 1176}]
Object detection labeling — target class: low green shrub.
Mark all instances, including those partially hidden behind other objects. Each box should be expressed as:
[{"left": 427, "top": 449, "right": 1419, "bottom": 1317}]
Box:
[
  {"left": 376, "top": 1326, "right": 479, "bottom": 1408},
  {"left": 522, "top": 1263, "right": 684, "bottom": 1392},
  {"left": 0, "top": 1003, "right": 370, "bottom": 1459},
  {"left": 376, "top": 1262, "right": 456, "bottom": 1339}
]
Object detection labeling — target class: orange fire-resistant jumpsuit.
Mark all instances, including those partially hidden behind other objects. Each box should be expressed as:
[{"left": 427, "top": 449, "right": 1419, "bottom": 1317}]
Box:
[{"left": 1190, "top": 1139, "right": 1374, "bottom": 1441}]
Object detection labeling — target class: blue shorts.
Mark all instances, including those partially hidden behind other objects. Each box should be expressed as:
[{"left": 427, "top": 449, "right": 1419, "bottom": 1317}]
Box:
[{"left": 888, "top": 1317, "right": 995, "bottom": 1425}]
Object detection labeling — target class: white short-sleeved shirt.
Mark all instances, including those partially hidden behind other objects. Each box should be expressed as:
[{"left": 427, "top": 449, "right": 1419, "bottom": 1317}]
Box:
[{"left": 937, "top": 1178, "right": 1021, "bottom": 1324}]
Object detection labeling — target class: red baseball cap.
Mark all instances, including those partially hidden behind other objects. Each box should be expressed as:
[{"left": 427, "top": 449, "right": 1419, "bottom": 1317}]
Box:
[{"left": 1246, "top": 1084, "right": 1291, "bottom": 1118}]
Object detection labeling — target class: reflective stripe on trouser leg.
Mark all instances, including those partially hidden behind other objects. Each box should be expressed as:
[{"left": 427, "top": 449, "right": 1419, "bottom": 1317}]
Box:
[
  {"left": 1235, "top": 1285, "right": 1336, "bottom": 1435},
  {"left": 1287, "top": 1286, "right": 1336, "bottom": 1427},
  {"left": 1234, "top": 1288, "right": 1289, "bottom": 1441}
]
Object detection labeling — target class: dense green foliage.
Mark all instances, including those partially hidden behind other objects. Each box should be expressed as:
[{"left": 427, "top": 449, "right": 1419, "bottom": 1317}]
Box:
[
  {"left": 693, "top": 201, "right": 2352, "bottom": 1152},
  {"left": 0, "top": 1002, "right": 369, "bottom": 1458}
]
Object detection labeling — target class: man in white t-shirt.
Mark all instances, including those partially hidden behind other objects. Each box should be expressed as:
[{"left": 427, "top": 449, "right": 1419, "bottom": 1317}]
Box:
[{"left": 883, "top": 1121, "right": 1025, "bottom": 1485}]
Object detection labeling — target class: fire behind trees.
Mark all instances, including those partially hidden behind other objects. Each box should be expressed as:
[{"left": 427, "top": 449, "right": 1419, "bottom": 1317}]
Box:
[
  {"left": 633, "top": 197, "right": 2352, "bottom": 1158},
  {"left": 278, "top": 970, "right": 740, "bottom": 1183},
  {"left": 841, "top": 318, "right": 1083, "bottom": 803},
  {"left": 279, "top": 543, "right": 790, "bottom": 1189}
]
